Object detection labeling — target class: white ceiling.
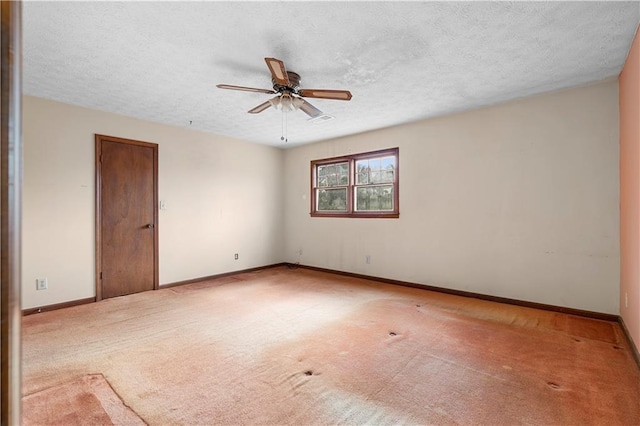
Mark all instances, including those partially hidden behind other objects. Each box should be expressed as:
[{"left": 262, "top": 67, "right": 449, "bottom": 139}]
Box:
[{"left": 23, "top": 1, "right": 640, "bottom": 148}]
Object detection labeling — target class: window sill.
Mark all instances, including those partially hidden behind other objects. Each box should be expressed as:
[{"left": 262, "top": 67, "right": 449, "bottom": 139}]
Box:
[{"left": 310, "top": 212, "right": 399, "bottom": 219}]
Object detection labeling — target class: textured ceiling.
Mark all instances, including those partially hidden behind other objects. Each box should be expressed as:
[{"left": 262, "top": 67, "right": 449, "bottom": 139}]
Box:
[{"left": 23, "top": 1, "right": 640, "bottom": 148}]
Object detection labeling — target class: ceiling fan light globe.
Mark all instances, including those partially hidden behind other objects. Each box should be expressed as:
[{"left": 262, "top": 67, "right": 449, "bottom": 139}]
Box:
[
  {"left": 282, "top": 101, "right": 293, "bottom": 112},
  {"left": 277, "top": 94, "right": 297, "bottom": 112},
  {"left": 268, "top": 98, "right": 280, "bottom": 108}
]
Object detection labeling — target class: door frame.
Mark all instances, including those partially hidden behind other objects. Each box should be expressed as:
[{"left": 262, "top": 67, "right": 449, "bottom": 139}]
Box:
[
  {"left": 95, "top": 134, "right": 159, "bottom": 301},
  {"left": 1, "top": 2, "right": 23, "bottom": 423}
]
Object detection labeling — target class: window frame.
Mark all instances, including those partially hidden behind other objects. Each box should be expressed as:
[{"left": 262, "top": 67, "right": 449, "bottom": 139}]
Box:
[{"left": 310, "top": 147, "right": 399, "bottom": 218}]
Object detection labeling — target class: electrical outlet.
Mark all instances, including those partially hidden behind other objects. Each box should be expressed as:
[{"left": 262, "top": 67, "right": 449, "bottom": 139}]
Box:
[
  {"left": 36, "top": 278, "right": 48, "bottom": 291},
  {"left": 234, "top": 253, "right": 239, "bottom": 260},
  {"left": 297, "top": 248, "right": 303, "bottom": 256},
  {"left": 365, "top": 255, "right": 371, "bottom": 265}
]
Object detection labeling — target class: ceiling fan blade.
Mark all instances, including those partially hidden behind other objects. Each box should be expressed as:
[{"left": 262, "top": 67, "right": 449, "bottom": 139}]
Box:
[
  {"left": 216, "top": 84, "right": 275, "bottom": 94},
  {"left": 264, "top": 57, "right": 290, "bottom": 86},
  {"left": 248, "top": 100, "right": 273, "bottom": 114},
  {"left": 298, "top": 98, "right": 322, "bottom": 118},
  {"left": 298, "top": 89, "right": 352, "bottom": 101}
]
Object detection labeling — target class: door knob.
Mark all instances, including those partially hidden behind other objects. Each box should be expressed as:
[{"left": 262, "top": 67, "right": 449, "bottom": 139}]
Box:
[{"left": 146, "top": 223, "right": 154, "bottom": 229}]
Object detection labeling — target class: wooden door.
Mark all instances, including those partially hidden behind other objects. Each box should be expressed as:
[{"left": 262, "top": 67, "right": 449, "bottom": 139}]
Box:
[{"left": 96, "top": 134, "right": 158, "bottom": 300}]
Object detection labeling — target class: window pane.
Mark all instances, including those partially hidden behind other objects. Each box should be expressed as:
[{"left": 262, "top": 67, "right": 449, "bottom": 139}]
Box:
[
  {"left": 356, "top": 171, "right": 368, "bottom": 185},
  {"left": 382, "top": 156, "right": 394, "bottom": 168},
  {"left": 317, "top": 188, "right": 348, "bottom": 211},
  {"left": 317, "top": 165, "right": 329, "bottom": 187},
  {"left": 356, "top": 160, "right": 369, "bottom": 185},
  {"left": 317, "top": 162, "right": 349, "bottom": 188},
  {"left": 356, "top": 156, "right": 395, "bottom": 185},
  {"left": 355, "top": 185, "right": 394, "bottom": 211},
  {"left": 339, "top": 163, "right": 349, "bottom": 185},
  {"left": 381, "top": 156, "right": 395, "bottom": 183}
]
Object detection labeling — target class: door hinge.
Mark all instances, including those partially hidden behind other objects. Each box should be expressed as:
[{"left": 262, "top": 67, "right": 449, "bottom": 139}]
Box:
[{"left": 100, "top": 272, "right": 103, "bottom": 279}]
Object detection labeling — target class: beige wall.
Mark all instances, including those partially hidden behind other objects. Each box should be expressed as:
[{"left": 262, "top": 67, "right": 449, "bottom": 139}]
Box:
[
  {"left": 23, "top": 79, "right": 621, "bottom": 314},
  {"left": 22, "top": 96, "right": 284, "bottom": 309},
  {"left": 284, "top": 80, "right": 620, "bottom": 314},
  {"left": 620, "top": 26, "right": 640, "bottom": 352}
]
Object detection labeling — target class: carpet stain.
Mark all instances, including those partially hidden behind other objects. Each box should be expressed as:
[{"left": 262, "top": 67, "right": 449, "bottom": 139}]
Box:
[{"left": 22, "top": 374, "right": 145, "bottom": 426}]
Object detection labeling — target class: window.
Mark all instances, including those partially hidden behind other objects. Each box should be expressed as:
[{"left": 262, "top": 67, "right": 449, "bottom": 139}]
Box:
[{"left": 311, "top": 148, "right": 399, "bottom": 218}]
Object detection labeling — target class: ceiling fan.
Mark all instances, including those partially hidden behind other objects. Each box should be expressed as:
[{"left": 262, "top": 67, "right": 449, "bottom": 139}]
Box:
[{"left": 216, "top": 57, "right": 352, "bottom": 119}]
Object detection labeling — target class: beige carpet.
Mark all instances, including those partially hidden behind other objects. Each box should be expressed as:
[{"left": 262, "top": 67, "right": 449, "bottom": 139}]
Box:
[
  {"left": 22, "top": 266, "right": 640, "bottom": 425},
  {"left": 22, "top": 373, "right": 146, "bottom": 425}
]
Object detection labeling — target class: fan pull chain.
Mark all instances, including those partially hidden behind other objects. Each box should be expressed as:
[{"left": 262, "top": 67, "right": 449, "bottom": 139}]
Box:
[{"left": 280, "top": 111, "right": 288, "bottom": 143}]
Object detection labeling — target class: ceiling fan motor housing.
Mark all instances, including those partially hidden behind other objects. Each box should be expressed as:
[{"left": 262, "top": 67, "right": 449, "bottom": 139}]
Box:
[{"left": 273, "top": 71, "right": 301, "bottom": 93}]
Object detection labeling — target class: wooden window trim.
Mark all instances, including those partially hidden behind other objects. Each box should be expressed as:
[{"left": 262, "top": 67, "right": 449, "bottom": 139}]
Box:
[{"left": 310, "top": 148, "right": 399, "bottom": 218}]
